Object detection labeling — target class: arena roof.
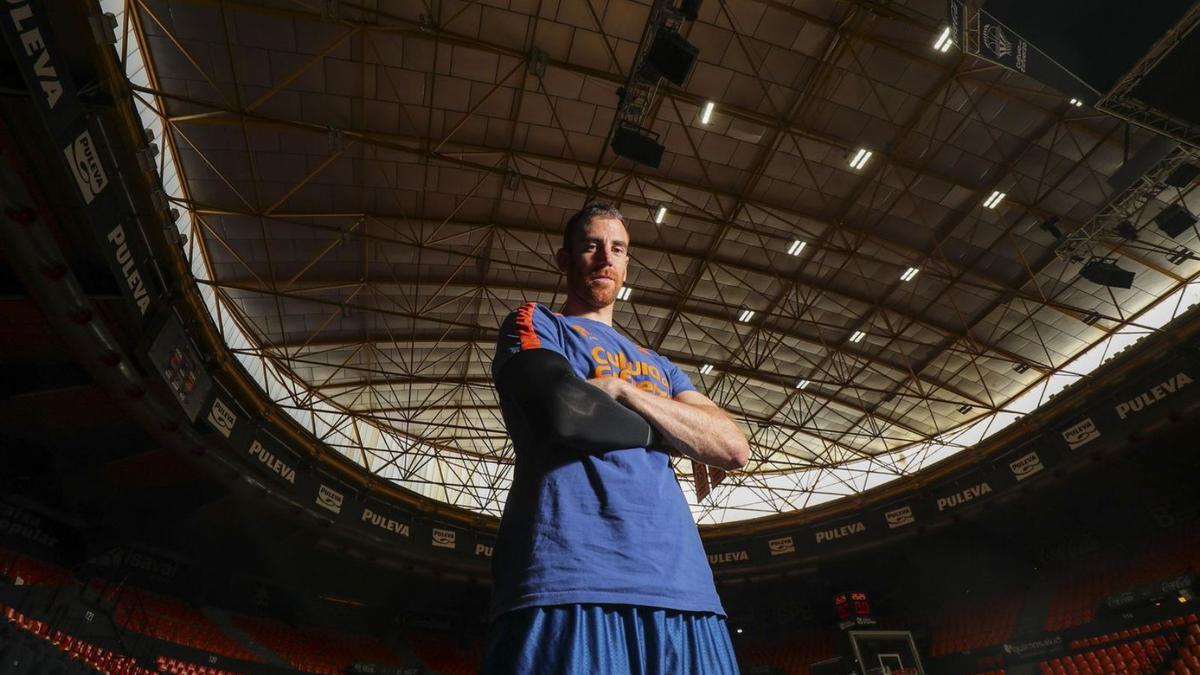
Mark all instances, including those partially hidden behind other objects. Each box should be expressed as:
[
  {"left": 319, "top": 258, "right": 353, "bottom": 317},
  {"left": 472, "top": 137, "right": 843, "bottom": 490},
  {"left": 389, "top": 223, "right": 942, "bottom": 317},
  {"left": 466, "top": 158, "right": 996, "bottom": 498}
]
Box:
[{"left": 105, "top": 0, "right": 1200, "bottom": 523}]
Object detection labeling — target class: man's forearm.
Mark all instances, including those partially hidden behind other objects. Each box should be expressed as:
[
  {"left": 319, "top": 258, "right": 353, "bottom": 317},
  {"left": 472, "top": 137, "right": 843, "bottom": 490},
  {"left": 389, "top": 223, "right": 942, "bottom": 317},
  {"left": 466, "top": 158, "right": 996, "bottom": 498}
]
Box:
[
  {"left": 605, "top": 381, "right": 749, "bottom": 470},
  {"left": 495, "top": 349, "right": 661, "bottom": 453}
]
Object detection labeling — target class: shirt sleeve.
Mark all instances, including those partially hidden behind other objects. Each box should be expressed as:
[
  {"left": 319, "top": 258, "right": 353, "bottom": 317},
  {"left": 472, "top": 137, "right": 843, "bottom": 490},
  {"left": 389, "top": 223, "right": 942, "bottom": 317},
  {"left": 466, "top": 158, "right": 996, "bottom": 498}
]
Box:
[
  {"left": 493, "top": 302, "right": 567, "bottom": 380},
  {"left": 663, "top": 358, "right": 697, "bottom": 397}
]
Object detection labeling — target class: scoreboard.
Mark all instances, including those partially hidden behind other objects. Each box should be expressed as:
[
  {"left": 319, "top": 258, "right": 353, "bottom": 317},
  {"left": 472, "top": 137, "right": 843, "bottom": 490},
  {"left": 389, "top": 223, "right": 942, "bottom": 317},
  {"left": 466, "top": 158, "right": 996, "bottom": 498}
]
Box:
[{"left": 834, "top": 591, "right": 877, "bottom": 630}]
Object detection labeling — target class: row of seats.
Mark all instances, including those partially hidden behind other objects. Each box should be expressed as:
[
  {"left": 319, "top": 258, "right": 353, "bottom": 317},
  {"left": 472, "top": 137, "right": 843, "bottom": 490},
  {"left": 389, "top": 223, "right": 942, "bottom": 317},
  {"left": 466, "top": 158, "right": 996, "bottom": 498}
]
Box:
[
  {"left": 1046, "top": 536, "right": 1200, "bottom": 631},
  {"left": 1040, "top": 630, "right": 1183, "bottom": 675},
  {"left": 155, "top": 655, "right": 240, "bottom": 675},
  {"left": 1168, "top": 641, "right": 1200, "bottom": 674},
  {"left": 732, "top": 630, "right": 835, "bottom": 675},
  {"left": 0, "top": 549, "right": 74, "bottom": 588},
  {"left": 233, "top": 613, "right": 407, "bottom": 674},
  {"left": 400, "top": 629, "right": 487, "bottom": 675},
  {"left": 4, "top": 603, "right": 153, "bottom": 675},
  {"left": 94, "top": 584, "right": 260, "bottom": 663},
  {"left": 930, "top": 593, "right": 1024, "bottom": 656},
  {"left": 1071, "top": 615, "right": 1199, "bottom": 649}
]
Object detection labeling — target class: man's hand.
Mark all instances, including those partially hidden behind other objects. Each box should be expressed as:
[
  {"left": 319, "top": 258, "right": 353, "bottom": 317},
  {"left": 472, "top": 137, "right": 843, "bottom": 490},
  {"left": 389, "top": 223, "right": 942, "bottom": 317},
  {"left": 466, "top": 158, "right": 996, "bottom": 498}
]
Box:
[{"left": 586, "top": 375, "right": 629, "bottom": 401}]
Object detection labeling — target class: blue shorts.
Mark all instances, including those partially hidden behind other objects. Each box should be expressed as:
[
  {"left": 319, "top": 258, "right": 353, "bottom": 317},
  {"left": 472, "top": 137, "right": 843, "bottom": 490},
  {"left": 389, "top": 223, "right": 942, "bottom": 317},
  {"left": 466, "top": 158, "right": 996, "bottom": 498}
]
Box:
[{"left": 481, "top": 604, "right": 740, "bottom": 675}]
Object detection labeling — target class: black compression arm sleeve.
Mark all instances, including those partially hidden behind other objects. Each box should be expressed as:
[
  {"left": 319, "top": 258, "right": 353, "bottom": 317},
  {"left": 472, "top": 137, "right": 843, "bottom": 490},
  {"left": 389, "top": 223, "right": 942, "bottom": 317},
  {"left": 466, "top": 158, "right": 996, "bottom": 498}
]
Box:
[{"left": 495, "top": 349, "right": 663, "bottom": 453}]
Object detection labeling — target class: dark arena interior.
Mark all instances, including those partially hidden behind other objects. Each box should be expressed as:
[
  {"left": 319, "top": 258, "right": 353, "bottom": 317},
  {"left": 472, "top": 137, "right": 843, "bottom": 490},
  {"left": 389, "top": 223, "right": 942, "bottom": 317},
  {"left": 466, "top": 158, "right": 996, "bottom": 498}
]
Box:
[{"left": 2, "top": 0, "right": 1200, "bottom": 673}]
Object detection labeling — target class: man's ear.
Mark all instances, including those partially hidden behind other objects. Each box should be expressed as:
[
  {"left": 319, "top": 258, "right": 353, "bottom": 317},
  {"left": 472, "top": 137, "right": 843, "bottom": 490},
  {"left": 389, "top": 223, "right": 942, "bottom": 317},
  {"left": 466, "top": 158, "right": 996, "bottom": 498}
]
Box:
[{"left": 555, "top": 247, "right": 569, "bottom": 274}]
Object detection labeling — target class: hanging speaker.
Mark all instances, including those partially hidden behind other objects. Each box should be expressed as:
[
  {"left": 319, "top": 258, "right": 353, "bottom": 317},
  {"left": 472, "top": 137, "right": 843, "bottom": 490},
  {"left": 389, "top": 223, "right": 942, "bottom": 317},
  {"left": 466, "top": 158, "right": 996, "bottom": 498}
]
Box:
[
  {"left": 640, "top": 29, "right": 698, "bottom": 86},
  {"left": 1080, "top": 258, "right": 1135, "bottom": 289},
  {"left": 1154, "top": 203, "right": 1197, "bottom": 238},
  {"left": 611, "top": 124, "right": 664, "bottom": 168},
  {"left": 1165, "top": 163, "right": 1200, "bottom": 188}
]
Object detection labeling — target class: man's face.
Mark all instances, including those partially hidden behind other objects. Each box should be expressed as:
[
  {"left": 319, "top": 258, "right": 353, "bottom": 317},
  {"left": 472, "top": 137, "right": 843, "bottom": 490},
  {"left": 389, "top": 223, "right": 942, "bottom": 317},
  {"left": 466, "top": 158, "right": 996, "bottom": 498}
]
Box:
[{"left": 557, "top": 216, "right": 630, "bottom": 311}]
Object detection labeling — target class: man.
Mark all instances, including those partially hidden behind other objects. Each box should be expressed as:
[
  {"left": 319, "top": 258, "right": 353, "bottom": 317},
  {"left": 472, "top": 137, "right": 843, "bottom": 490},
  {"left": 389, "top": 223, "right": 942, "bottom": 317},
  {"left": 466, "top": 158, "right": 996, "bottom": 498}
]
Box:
[{"left": 483, "top": 203, "right": 750, "bottom": 674}]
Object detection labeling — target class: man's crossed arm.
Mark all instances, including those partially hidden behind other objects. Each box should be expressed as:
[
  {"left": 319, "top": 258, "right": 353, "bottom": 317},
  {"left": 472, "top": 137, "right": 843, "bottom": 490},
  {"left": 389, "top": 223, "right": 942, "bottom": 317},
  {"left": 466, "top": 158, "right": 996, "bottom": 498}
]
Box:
[{"left": 494, "top": 349, "right": 749, "bottom": 470}]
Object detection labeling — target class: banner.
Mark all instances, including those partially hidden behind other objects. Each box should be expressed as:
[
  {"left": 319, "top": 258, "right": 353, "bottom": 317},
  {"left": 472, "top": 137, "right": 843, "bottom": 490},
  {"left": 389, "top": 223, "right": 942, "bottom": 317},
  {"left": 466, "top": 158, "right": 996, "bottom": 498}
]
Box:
[
  {"left": 929, "top": 469, "right": 997, "bottom": 516},
  {"left": 949, "top": 0, "right": 1099, "bottom": 102},
  {"left": 1, "top": 0, "right": 161, "bottom": 322},
  {"left": 1002, "top": 634, "right": 1064, "bottom": 660},
  {"left": 810, "top": 516, "right": 871, "bottom": 552}
]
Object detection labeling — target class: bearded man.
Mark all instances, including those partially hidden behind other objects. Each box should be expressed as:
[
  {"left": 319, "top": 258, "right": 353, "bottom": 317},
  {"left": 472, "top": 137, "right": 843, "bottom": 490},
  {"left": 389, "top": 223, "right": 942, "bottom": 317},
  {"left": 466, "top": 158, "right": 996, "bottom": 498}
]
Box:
[{"left": 482, "top": 203, "right": 749, "bottom": 674}]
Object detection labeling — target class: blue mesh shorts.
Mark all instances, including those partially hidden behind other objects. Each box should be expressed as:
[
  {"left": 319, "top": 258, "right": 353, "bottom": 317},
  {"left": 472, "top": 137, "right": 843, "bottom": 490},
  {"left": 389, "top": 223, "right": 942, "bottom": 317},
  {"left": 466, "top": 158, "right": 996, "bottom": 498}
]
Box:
[{"left": 481, "top": 604, "right": 740, "bottom": 675}]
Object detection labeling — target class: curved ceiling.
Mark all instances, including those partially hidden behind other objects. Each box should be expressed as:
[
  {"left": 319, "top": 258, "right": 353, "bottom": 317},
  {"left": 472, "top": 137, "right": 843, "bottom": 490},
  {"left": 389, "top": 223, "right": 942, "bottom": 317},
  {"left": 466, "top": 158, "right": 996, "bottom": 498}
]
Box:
[{"left": 109, "top": 0, "right": 1200, "bottom": 523}]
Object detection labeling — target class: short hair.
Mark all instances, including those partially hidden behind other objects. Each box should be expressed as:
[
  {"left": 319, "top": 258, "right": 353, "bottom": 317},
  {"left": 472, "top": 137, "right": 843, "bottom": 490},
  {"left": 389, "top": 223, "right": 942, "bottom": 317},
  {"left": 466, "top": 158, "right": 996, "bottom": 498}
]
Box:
[{"left": 562, "top": 203, "right": 627, "bottom": 252}]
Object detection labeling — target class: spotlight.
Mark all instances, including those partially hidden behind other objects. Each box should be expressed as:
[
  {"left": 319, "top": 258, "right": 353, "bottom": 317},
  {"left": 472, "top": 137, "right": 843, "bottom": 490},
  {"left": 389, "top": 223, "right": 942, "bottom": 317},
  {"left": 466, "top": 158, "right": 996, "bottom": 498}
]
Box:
[
  {"left": 1080, "top": 257, "right": 1135, "bottom": 289},
  {"left": 1115, "top": 220, "right": 1138, "bottom": 241},
  {"left": 1154, "top": 203, "right": 1197, "bottom": 238}
]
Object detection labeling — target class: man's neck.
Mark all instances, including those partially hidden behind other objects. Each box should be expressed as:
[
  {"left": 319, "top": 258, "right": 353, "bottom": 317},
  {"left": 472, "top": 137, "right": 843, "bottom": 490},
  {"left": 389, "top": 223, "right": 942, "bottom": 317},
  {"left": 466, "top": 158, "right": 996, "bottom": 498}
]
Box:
[{"left": 559, "top": 297, "right": 614, "bottom": 325}]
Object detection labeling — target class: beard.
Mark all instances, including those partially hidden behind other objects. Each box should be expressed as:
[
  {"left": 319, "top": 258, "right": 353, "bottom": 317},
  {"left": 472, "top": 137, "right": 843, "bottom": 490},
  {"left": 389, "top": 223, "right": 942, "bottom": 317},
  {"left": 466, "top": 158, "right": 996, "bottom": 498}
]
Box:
[{"left": 571, "top": 268, "right": 620, "bottom": 309}]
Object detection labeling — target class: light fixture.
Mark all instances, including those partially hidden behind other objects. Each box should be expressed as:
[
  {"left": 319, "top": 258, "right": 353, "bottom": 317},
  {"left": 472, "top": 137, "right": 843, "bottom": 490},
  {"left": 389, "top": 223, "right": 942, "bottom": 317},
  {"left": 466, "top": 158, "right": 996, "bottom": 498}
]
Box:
[
  {"left": 701, "top": 100, "right": 715, "bottom": 124},
  {"left": 1039, "top": 216, "right": 1063, "bottom": 240},
  {"left": 699, "top": 363, "right": 714, "bottom": 375},
  {"left": 849, "top": 330, "right": 865, "bottom": 343},
  {"left": 787, "top": 240, "right": 806, "bottom": 256},
  {"left": 1069, "top": 98, "right": 1083, "bottom": 107},
  {"left": 933, "top": 26, "right": 953, "bottom": 52},
  {"left": 1154, "top": 203, "right": 1197, "bottom": 238},
  {"left": 900, "top": 266, "right": 919, "bottom": 282},
  {"left": 617, "top": 286, "right": 632, "bottom": 301},
  {"left": 736, "top": 628, "right": 744, "bottom": 634},
  {"left": 654, "top": 205, "right": 667, "bottom": 224},
  {"left": 796, "top": 379, "right": 810, "bottom": 390},
  {"left": 982, "top": 190, "right": 1006, "bottom": 209},
  {"left": 738, "top": 309, "right": 755, "bottom": 322},
  {"left": 1080, "top": 257, "right": 1135, "bottom": 289},
  {"left": 848, "top": 148, "right": 872, "bottom": 170}
]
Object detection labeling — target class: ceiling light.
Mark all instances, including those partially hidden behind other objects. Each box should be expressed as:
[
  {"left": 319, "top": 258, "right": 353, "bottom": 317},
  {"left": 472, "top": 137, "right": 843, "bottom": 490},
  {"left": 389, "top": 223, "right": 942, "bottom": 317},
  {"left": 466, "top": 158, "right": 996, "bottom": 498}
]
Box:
[
  {"left": 1069, "top": 98, "right": 1084, "bottom": 107},
  {"left": 933, "top": 26, "right": 953, "bottom": 52},
  {"left": 787, "top": 240, "right": 806, "bottom": 256},
  {"left": 736, "top": 628, "right": 744, "bottom": 634},
  {"left": 701, "top": 100, "right": 715, "bottom": 124},
  {"left": 849, "top": 330, "right": 865, "bottom": 344},
  {"left": 654, "top": 205, "right": 667, "bottom": 224},
  {"left": 848, "top": 148, "right": 872, "bottom": 170},
  {"left": 617, "top": 286, "right": 632, "bottom": 301},
  {"left": 982, "top": 190, "right": 1006, "bottom": 209},
  {"left": 699, "top": 363, "right": 714, "bottom": 375},
  {"left": 796, "top": 379, "right": 810, "bottom": 390},
  {"left": 900, "top": 266, "right": 919, "bottom": 282},
  {"left": 738, "top": 309, "right": 755, "bottom": 322}
]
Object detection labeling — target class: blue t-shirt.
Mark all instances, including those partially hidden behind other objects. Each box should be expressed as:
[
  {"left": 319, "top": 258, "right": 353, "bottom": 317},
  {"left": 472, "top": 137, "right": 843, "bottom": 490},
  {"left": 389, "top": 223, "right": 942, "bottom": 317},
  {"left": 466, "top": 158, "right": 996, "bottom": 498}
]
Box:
[{"left": 490, "top": 302, "right": 725, "bottom": 619}]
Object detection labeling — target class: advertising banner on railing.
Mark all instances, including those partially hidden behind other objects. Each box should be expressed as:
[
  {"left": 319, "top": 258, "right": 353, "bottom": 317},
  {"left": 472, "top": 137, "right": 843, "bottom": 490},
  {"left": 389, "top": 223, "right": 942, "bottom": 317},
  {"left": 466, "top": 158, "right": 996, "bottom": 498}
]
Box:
[{"left": 1, "top": 0, "right": 161, "bottom": 323}]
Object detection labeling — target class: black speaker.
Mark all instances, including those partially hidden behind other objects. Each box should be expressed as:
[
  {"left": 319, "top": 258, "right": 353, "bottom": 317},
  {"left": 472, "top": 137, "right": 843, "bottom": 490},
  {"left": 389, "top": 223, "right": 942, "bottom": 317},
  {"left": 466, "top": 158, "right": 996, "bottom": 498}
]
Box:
[
  {"left": 1165, "top": 163, "right": 1200, "bottom": 188},
  {"left": 1154, "top": 203, "right": 1197, "bottom": 238},
  {"left": 611, "top": 125, "right": 664, "bottom": 168},
  {"left": 640, "top": 29, "right": 698, "bottom": 86},
  {"left": 1080, "top": 258, "right": 1135, "bottom": 289}
]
